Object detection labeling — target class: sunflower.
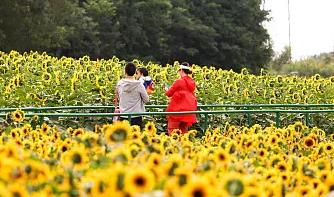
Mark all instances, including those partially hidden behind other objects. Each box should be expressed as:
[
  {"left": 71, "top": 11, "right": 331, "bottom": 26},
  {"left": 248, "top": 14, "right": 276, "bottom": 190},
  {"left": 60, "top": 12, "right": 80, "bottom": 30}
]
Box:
[
  {"left": 329, "top": 133, "right": 334, "bottom": 141},
  {"left": 182, "top": 178, "right": 212, "bottom": 197},
  {"left": 73, "top": 128, "right": 85, "bottom": 137},
  {"left": 214, "top": 149, "right": 230, "bottom": 167},
  {"left": 170, "top": 129, "right": 182, "bottom": 137},
  {"left": 175, "top": 167, "right": 193, "bottom": 187},
  {"left": 303, "top": 136, "right": 315, "bottom": 148},
  {"left": 315, "top": 184, "right": 328, "bottom": 197},
  {"left": 21, "top": 124, "right": 31, "bottom": 136},
  {"left": 41, "top": 123, "right": 51, "bottom": 134},
  {"left": 276, "top": 161, "right": 288, "bottom": 172},
  {"left": 32, "top": 115, "right": 39, "bottom": 123},
  {"left": 318, "top": 170, "right": 331, "bottom": 183},
  {"left": 222, "top": 173, "right": 245, "bottom": 197},
  {"left": 164, "top": 155, "right": 182, "bottom": 176},
  {"left": 130, "top": 131, "right": 141, "bottom": 140},
  {"left": 148, "top": 153, "right": 162, "bottom": 168},
  {"left": 325, "top": 176, "right": 334, "bottom": 193},
  {"left": 144, "top": 122, "right": 157, "bottom": 135},
  {"left": 293, "top": 122, "right": 304, "bottom": 133},
  {"left": 268, "top": 135, "right": 278, "bottom": 145},
  {"left": 257, "top": 148, "right": 268, "bottom": 158},
  {"left": 297, "top": 185, "right": 314, "bottom": 196},
  {"left": 42, "top": 72, "right": 52, "bottom": 82},
  {"left": 225, "top": 141, "right": 237, "bottom": 154},
  {"left": 269, "top": 155, "right": 282, "bottom": 168},
  {"left": 316, "top": 158, "right": 331, "bottom": 171},
  {"left": 61, "top": 148, "right": 89, "bottom": 170},
  {"left": 12, "top": 109, "right": 25, "bottom": 122},
  {"left": 323, "top": 143, "right": 334, "bottom": 154},
  {"left": 125, "top": 168, "right": 155, "bottom": 194},
  {"left": 10, "top": 128, "right": 21, "bottom": 139},
  {"left": 8, "top": 184, "right": 29, "bottom": 197},
  {"left": 132, "top": 125, "right": 141, "bottom": 133},
  {"left": 104, "top": 121, "right": 131, "bottom": 144}
]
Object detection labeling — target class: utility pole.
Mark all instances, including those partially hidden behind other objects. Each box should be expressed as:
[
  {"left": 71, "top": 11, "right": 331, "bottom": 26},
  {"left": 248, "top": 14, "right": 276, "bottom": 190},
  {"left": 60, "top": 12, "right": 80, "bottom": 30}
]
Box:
[{"left": 288, "top": 0, "right": 292, "bottom": 61}]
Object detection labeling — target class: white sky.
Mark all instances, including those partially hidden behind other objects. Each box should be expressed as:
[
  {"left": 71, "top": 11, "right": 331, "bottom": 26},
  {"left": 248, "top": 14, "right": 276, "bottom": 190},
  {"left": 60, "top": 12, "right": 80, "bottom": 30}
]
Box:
[{"left": 264, "top": 0, "right": 334, "bottom": 60}]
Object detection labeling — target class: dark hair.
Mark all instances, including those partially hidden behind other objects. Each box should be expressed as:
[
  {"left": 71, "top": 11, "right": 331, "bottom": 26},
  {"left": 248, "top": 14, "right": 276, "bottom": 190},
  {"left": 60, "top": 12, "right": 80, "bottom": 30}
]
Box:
[
  {"left": 138, "top": 67, "right": 149, "bottom": 77},
  {"left": 125, "top": 62, "right": 136, "bottom": 76},
  {"left": 181, "top": 62, "right": 192, "bottom": 75}
]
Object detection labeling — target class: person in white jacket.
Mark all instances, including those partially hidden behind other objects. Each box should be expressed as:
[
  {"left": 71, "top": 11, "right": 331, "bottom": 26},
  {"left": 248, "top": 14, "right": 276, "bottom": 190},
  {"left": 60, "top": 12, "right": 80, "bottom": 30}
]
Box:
[{"left": 114, "top": 62, "right": 149, "bottom": 127}]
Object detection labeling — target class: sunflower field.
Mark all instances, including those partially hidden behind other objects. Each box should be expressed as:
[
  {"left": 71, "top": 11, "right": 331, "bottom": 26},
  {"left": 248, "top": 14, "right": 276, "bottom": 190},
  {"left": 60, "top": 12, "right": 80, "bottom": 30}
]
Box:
[
  {"left": 2, "top": 50, "right": 334, "bottom": 131},
  {"left": 2, "top": 51, "right": 334, "bottom": 196},
  {"left": 1, "top": 50, "right": 334, "bottom": 107},
  {"left": 1, "top": 121, "right": 334, "bottom": 196}
]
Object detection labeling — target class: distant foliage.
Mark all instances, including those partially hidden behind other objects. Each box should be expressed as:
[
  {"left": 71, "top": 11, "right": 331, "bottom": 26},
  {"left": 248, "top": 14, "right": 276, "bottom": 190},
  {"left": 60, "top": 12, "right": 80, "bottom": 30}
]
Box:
[
  {"left": 269, "top": 49, "right": 334, "bottom": 77},
  {"left": 0, "top": 0, "right": 272, "bottom": 72}
]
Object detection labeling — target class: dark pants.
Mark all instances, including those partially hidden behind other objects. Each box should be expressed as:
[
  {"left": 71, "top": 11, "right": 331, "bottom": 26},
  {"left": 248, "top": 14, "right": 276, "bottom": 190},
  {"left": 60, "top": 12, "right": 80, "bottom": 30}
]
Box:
[{"left": 120, "top": 116, "right": 143, "bottom": 128}]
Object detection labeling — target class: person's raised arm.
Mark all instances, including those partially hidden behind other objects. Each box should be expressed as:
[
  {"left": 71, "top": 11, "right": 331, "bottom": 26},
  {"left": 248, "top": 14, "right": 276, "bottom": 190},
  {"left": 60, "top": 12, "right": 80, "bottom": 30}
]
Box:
[{"left": 165, "top": 80, "right": 180, "bottom": 97}]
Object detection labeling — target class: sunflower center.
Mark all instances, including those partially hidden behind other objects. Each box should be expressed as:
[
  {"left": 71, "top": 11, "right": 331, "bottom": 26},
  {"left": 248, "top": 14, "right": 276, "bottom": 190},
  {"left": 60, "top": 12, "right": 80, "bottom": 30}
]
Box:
[
  {"left": 13, "top": 192, "right": 21, "bottom": 197},
  {"left": 178, "top": 174, "right": 187, "bottom": 186},
  {"left": 219, "top": 153, "right": 226, "bottom": 161},
  {"left": 302, "top": 190, "right": 308, "bottom": 195},
  {"left": 153, "top": 159, "right": 159, "bottom": 165},
  {"left": 72, "top": 153, "right": 82, "bottom": 164},
  {"left": 134, "top": 176, "right": 146, "bottom": 186},
  {"left": 192, "top": 188, "right": 204, "bottom": 197},
  {"left": 329, "top": 185, "right": 334, "bottom": 191},
  {"left": 25, "top": 165, "right": 32, "bottom": 174},
  {"left": 305, "top": 139, "right": 314, "bottom": 147},
  {"left": 278, "top": 165, "right": 286, "bottom": 171},
  {"left": 111, "top": 129, "right": 127, "bottom": 142},
  {"left": 225, "top": 179, "right": 244, "bottom": 196},
  {"left": 62, "top": 146, "right": 68, "bottom": 152}
]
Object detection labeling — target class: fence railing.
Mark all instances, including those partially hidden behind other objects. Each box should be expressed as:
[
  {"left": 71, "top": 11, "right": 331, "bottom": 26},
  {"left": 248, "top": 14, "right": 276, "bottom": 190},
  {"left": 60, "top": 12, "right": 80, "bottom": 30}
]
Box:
[
  {"left": 2, "top": 108, "right": 334, "bottom": 131},
  {"left": 1, "top": 104, "right": 334, "bottom": 112}
]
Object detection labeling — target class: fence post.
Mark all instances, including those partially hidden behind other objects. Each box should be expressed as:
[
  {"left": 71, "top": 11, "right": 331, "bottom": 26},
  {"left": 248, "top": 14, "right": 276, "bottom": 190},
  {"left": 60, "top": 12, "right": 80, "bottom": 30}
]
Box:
[
  {"left": 245, "top": 106, "right": 251, "bottom": 126},
  {"left": 275, "top": 112, "right": 280, "bottom": 127},
  {"left": 204, "top": 113, "right": 208, "bottom": 132},
  {"left": 305, "top": 113, "right": 310, "bottom": 126},
  {"left": 304, "top": 106, "right": 310, "bottom": 126},
  {"left": 247, "top": 111, "right": 252, "bottom": 126}
]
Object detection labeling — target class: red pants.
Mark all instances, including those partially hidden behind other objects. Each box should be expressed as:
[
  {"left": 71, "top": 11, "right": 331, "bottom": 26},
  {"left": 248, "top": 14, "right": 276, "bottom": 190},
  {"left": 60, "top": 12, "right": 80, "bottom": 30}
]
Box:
[{"left": 167, "top": 121, "right": 189, "bottom": 135}]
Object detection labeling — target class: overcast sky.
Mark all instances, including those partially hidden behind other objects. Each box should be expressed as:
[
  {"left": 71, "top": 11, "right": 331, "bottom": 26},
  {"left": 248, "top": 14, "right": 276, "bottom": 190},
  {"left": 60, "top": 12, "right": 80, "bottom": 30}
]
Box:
[{"left": 264, "top": 0, "right": 334, "bottom": 60}]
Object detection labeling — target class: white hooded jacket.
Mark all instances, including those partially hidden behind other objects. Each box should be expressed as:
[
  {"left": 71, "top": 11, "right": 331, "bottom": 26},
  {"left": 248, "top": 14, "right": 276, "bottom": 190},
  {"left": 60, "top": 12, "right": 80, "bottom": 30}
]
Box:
[{"left": 116, "top": 79, "right": 149, "bottom": 116}]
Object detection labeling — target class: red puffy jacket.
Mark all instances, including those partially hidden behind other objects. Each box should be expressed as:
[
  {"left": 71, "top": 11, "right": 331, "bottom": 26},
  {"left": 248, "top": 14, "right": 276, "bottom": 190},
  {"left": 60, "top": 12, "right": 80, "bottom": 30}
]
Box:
[{"left": 165, "top": 76, "right": 197, "bottom": 125}]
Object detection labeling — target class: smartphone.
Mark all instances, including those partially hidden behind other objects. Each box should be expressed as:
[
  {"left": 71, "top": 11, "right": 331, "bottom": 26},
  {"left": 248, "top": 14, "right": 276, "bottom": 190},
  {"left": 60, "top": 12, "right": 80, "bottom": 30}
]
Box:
[{"left": 164, "top": 83, "right": 169, "bottom": 89}]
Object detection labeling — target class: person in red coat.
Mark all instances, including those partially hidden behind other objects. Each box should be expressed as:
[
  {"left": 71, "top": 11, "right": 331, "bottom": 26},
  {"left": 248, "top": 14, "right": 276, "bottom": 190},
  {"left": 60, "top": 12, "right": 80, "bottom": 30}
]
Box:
[{"left": 165, "top": 62, "right": 197, "bottom": 135}]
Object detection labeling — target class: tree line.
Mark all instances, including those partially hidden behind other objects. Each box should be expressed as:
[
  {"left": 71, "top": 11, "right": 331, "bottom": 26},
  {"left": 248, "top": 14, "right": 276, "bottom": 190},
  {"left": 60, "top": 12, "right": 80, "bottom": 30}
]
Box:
[{"left": 0, "top": 0, "right": 273, "bottom": 72}]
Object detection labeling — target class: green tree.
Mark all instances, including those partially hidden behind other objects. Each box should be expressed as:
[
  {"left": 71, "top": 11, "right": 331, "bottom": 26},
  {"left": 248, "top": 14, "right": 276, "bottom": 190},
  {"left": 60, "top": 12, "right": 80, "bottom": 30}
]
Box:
[{"left": 84, "top": 0, "right": 121, "bottom": 58}]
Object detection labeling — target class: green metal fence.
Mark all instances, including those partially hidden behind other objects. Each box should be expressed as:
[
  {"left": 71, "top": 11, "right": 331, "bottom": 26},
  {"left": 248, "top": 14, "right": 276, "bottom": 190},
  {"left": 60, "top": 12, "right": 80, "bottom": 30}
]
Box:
[
  {"left": 1, "top": 104, "right": 334, "bottom": 112},
  {"left": 2, "top": 108, "right": 334, "bottom": 131}
]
